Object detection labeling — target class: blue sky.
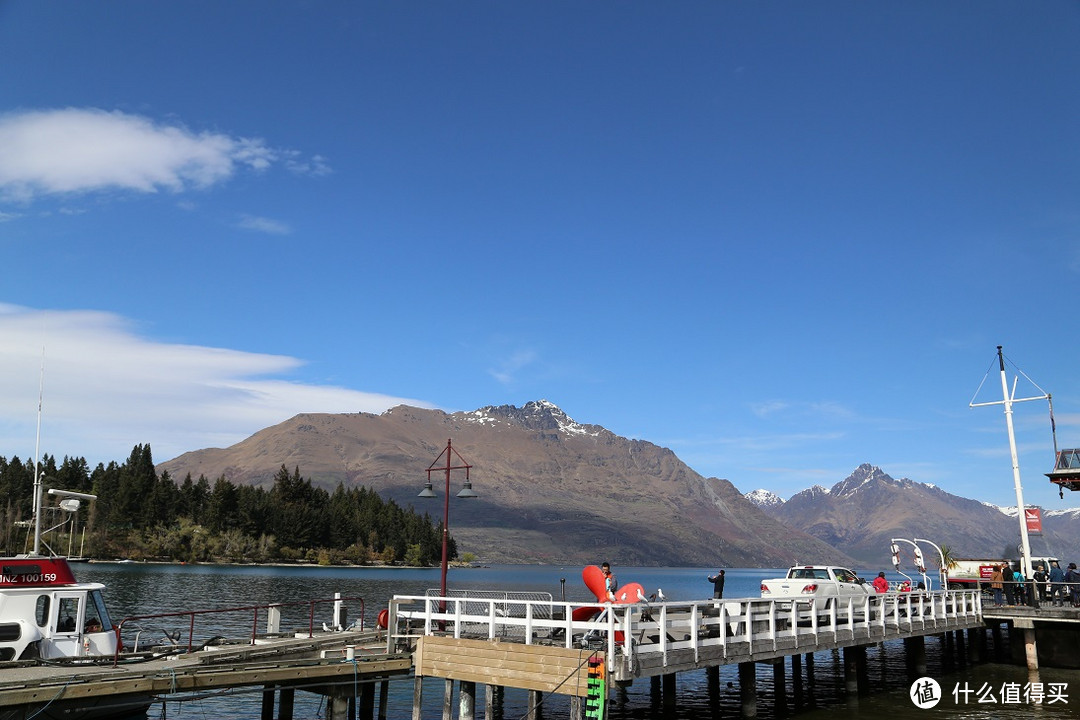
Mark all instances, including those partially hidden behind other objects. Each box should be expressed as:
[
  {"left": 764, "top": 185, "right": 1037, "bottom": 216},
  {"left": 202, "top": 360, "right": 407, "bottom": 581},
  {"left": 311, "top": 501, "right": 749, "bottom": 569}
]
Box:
[{"left": 1, "top": 2, "right": 1078, "bottom": 511}]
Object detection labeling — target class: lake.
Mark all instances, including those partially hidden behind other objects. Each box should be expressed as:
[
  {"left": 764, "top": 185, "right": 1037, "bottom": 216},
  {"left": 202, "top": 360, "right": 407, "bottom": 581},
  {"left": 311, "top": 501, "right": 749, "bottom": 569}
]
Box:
[{"left": 73, "top": 562, "right": 1078, "bottom": 719}]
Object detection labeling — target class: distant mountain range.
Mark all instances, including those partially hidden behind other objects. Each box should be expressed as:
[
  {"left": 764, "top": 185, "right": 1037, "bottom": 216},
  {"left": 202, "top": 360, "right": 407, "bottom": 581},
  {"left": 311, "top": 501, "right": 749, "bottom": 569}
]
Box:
[
  {"left": 156, "top": 401, "right": 1080, "bottom": 569},
  {"left": 744, "top": 464, "right": 1080, "bottom": 567}
]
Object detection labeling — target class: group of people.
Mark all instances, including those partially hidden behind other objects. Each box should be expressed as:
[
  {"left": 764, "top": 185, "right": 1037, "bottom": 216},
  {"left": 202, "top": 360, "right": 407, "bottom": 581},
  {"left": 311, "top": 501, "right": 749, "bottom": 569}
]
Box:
[{"left": 989, "top": 560, "right": 1080, "bottom": 607}]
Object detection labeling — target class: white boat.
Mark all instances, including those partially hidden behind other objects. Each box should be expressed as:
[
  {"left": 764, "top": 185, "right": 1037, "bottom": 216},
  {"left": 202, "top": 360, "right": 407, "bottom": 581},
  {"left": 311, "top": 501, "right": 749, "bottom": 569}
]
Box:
[
  {"left": 1, "top": 361, "right": 120, "bottom": 662},
  {"left": 0, "top": 553, "right": 119, "bottom": 661}
]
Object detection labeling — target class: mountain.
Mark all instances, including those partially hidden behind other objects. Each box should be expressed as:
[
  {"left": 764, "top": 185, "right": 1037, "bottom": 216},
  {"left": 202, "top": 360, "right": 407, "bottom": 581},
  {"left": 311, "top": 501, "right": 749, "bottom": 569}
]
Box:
[
  {"left": 157, "top": 401, "right": 850, "bottom": 568},
  {"left": 746, "top": 464, "right": 1079, "bottom": 568},
  {"left": 744, "top": 489, "right": 784, "bottom": 510}
]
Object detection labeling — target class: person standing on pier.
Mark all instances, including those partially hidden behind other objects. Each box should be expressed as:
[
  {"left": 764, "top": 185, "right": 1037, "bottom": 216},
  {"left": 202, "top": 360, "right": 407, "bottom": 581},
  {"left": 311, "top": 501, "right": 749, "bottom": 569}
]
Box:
[
  {"left": 1066, "top": 563, "right": 1080, "bottom": 607},
  {"left": 1033, "top": 564, "right": 1049, "bottom": 604},
  {"left": 1001, "top": 563, "right": 1015, "bottom": 605},
  {"left": 707, "top": 569, "right": 726, "bottom": 599},
  {"left": 990, "top": 564, "right": 1005, "bottom": 606},
  {"left": 1049, "top": 561, "right": 1065, "bottom": 606},
  {"left": 872, "top": 572, "right": 889, "bottom": 593},
  {"left": 601, "top": 562, "right": 618, "bottom": 601},
  {"left": 1012, "top": 566, "right": 1027, "bottom": 606}
]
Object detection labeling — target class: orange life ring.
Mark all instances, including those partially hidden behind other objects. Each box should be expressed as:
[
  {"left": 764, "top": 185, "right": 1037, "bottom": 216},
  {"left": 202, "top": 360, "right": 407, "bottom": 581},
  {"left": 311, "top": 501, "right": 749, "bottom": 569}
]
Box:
[{"left": 376, "top": 609, "right": 389, "bottom": 629}]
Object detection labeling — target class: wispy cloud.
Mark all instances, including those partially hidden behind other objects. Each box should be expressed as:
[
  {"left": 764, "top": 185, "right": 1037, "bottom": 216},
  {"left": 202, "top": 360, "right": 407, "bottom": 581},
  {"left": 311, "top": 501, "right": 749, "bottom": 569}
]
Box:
[
  {"left": 750, "top": 399, "right": 855, "bottom": 420},
  {"left": 0, "top": 304, "right": 433, "bottom": 465},
  {"left": 0, "top": 108, "right": 327, "bottom": 202},
  {"left": 488, "top": 349, "right": 538, "bottom": 386},
  {"left": 235, "top": 214, "right": 292, "bottom": 235},
  {"left": 283, "top": 150, "right": 332, "bottom": 177}
]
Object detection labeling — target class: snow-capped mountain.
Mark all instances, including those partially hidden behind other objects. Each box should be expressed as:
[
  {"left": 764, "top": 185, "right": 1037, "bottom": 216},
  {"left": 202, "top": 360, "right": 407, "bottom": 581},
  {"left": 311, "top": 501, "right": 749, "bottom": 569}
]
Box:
[
  {"left": 753, "top": 463, "right": 1079, "bottom": 566},
  {"left": 744, "top": 489, "right": 785, "bottom": 509}
]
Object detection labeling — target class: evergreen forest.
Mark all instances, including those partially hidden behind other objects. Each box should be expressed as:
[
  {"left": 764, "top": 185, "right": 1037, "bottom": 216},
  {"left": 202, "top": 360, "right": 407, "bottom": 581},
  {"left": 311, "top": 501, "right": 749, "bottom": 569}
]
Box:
[{"left": 0, "top": 444, "right": 455, "bottom": 566}]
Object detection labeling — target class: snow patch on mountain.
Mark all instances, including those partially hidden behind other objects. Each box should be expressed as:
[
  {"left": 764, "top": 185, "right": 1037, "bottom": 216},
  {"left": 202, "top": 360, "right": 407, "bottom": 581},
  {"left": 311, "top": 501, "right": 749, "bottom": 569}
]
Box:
[
  {"left": 745, "top": 489, "right": 785, "bottom": 508},
  {"left": 465, "top": 400, "right": 601, "bottom": 437}
]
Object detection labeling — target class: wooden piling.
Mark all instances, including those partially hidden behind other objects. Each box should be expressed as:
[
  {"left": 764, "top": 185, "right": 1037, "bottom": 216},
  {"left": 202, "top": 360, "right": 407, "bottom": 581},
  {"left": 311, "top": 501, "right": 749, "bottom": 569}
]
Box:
[
  {"left": 905, "top": 635, "right": 927, "bottom": 676},
  {"left": 261, "top": 684, "right": 275, "bottom": 720},
  {"left": 279, "top": 687, "right": 295, "bottom": 720},
  {"left": 459, "top": 681, "right": 475, "bottom": 720},
  {"left": 791, "top": 652, "right": 804, "bottom": 708},
  {"left": 327, "top": 694, "right": 350, "bottom": 720},
  {"left": 412, "top": 675, "right": 424, "bottom": 720},
  {"left": 486, "top": 684, "right": 504, "bottom": 720},
  {"left": 842, "top": 647, "right": 858, "bottom": 695},
  {"left": 442, "top": 679, "right": 454, "bottom": 720},
  {"left": 663, "top": 673, "right": 676, "bottom": 714},
  {"left": 526, "top": 689, "right": 542, "bottom": 720},
  {"left": 855, "top": 646, "right": 868, "bottom": 696},
  {"left": 358, "top": 682, "right": 373, "bottom": 720},
  {"left": 377, "top": 680, "right": 389, "bottom": 720},
  {"left": 772, "top": 658, "right": 786, "bottom": 713},
  {"left": 738, "top": 661, "right": 756, "bottom": 719}
]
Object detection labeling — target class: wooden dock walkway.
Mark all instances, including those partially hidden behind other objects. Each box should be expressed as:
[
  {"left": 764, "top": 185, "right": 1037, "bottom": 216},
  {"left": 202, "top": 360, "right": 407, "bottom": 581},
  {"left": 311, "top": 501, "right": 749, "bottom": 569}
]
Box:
[
  {"left": 8, "top": 590, "right": 1080, "bottom": 720},
  {"left": 0, "top": 630, "right": 410, "bottom": 720},
  {"left": 389, "top": 589, "right": 989, "bottom": 718},
  {"left": 388, "top": 589, "right": 985, "bottom": 682}
]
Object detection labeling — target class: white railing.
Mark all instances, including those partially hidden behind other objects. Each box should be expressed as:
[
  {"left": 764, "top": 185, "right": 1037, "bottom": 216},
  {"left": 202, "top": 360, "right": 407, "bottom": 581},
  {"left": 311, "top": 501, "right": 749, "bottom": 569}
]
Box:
[{"left": 388, "top": 590, "right": 982, "bottom": 678}]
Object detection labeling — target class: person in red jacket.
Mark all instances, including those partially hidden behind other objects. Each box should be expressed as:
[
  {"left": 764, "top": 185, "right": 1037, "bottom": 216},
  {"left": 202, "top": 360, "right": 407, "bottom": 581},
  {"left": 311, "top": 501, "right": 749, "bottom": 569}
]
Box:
[{"left": 872, "top": 571, "right": 890, "bottom": 593}]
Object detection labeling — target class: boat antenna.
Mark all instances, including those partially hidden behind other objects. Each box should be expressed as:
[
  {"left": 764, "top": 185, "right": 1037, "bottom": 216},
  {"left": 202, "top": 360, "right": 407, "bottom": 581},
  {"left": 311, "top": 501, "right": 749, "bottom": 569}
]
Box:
[
  {"left": 31, "top": 347, "right": 45, "bottom": 557},
  {"left": 1048, "top": 394, "right": 1058, "bottom": 458}
]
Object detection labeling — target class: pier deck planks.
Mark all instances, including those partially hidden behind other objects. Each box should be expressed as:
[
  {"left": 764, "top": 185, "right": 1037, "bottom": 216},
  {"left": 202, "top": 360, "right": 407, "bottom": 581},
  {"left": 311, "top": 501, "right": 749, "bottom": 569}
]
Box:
[{"left": 414, "top": 636, "right": 600, "bottom": 697}]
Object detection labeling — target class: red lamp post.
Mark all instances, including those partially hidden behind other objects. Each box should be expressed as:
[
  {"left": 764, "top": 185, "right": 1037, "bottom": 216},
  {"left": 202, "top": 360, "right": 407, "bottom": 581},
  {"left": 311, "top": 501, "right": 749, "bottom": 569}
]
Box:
[{"left": 418, "top": 438, "right": 477, "bottom": 599}]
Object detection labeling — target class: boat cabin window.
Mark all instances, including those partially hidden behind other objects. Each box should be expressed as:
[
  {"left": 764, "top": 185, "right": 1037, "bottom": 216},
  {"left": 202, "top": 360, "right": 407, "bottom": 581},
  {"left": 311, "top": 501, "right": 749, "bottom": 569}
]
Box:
[
  {"left": 56, "top": 597, "right": 80, "bottom": 633},
  {"left": 85, "top": 590, "right": 109, "bottom": 633},
  {"left": 35, "top": 595, "right": 50, "bottom": 627}
]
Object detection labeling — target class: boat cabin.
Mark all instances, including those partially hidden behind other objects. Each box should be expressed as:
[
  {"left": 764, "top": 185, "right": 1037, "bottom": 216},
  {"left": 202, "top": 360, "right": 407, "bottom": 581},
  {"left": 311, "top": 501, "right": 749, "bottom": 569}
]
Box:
[
  {"left": 0, "top": 556, "right": 117, "bottom": 661},
  {"left": 1046, "top": 448, "right": 1080, "bottom": 492}
]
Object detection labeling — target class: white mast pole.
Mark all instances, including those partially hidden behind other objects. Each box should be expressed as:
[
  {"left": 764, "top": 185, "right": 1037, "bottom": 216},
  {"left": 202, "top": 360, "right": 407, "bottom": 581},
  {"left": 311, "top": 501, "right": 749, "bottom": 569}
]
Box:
[
  {"left": 996, "top": 347, "right": 1034, "bottom": 579},
  {"left": 31, "top": 348, "right": 45, "bottom": 557}
]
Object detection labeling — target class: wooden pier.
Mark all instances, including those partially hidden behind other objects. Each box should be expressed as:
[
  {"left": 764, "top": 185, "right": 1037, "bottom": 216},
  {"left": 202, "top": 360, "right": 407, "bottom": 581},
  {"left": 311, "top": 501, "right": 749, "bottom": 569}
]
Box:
[
  {"left": 389, "top": 589, "right": 989, "bottom": 718},
  {"left": 0, "top": 630, "right": 409, "bottom": 720},
  {"left": 5, "top": 590, "right": 1079, "bottom": 719}
]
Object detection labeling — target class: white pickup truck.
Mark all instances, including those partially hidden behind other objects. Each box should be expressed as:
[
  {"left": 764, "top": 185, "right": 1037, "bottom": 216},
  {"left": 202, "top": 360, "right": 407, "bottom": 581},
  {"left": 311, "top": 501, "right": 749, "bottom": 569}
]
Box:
[{"left": 760, "top": 565, "right": 873, "bottom": 609}]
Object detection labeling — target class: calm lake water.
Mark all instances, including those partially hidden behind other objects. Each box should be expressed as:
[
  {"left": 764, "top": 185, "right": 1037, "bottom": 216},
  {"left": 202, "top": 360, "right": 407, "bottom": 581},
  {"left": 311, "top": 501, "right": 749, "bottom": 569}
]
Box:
[{"left": 73, "top": 562, "right": 1078, "bottom": 719}]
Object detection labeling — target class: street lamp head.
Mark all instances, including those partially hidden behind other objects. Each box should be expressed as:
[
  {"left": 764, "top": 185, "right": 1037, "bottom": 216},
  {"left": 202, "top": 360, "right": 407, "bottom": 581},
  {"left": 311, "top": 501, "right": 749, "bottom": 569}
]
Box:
[
  {"left": 456, "top": 481, "right": 478, "bottom": 499},
  {"left": 418, "top": 483, "right": 437, "bottom": 499}
]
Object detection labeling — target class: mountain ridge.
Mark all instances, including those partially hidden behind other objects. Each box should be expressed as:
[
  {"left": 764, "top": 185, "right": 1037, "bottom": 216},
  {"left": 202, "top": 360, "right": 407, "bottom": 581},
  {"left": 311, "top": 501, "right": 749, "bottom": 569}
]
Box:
[
  {"left": 745, "top": 464, "right": 1078, "bottom": 566},
  {"left": 159, "top": 401, "right": 849, "bottom": 567}
]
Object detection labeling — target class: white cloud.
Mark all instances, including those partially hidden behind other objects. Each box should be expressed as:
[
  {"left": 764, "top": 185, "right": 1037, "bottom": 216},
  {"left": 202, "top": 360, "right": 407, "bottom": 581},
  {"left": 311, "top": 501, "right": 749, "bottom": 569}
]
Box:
[
  {"left": 236, "top": 214, "right": 292, "bottom": 235},
  {"left": 0, "top": 108, "right": 317, "bottom": 202},
  {"left": 0, "top": 304, "right": 434, "bottom": 465}
]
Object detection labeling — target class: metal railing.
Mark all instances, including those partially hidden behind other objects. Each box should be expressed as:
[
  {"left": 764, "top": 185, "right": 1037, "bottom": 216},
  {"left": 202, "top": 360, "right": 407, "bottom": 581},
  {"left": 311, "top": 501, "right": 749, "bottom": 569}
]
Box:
[
  {"left": 388, "top": 589, "right": 982, "bottom": 678},
  {"left": 114, "top": 594, "right": 365, "bottom": 664}
]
